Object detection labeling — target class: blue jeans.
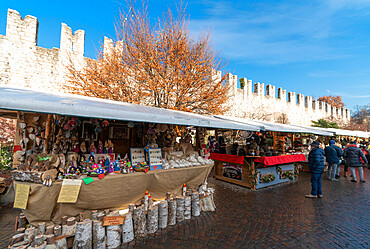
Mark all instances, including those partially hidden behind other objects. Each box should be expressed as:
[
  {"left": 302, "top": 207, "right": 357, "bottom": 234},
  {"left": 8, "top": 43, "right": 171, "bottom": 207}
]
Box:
[
  {"left": 311, "top": 173, "right": 322, "bottom": 196},
  {"left": 327, "top": 163, "right": 338, "bottom": 179}
]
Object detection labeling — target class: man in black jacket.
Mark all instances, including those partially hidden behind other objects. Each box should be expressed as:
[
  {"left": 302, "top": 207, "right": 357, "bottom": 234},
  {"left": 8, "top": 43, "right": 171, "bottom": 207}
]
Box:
[
  {"left": 343, "top": 141, "right": 368, "bottom": 183},
  {"left": 324, "top": 140, "right": 342, "bottom": 181},
  {"left": 306, "top": 141, "right": 325, "bottom": 198}
]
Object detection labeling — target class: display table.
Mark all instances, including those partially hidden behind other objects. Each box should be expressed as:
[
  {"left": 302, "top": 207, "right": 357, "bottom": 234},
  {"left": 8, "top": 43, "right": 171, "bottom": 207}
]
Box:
[
  {"left": 15, "top": 165, "right": 213, "bottom": 226},
  {"left": 211, "top": 153, "right": 305, "bottom": 190}
]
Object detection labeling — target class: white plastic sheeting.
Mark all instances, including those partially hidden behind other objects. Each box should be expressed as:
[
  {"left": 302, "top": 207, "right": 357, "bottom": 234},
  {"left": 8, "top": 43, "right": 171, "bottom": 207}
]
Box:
[
  {"left": 215, "top": 115, "right": 335, "bottom": 136},
  {"left": 0, "top": 86, "right": 260, "bottom": 131}
]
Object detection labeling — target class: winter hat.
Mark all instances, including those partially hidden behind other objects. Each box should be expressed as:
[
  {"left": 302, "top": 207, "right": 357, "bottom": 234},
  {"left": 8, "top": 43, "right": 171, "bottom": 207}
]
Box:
[
  {"left": 329, "top": 140, "right": 335, "bottom": 145},
  {"left": 310, "top": 141, "right": 320, "bottom": 147}
]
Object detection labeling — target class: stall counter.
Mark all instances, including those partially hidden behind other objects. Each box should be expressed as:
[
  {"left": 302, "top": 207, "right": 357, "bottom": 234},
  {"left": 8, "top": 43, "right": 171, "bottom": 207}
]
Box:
[
  {"left": 16, "top": 165, "right": 213, "bottom": 226},
  {"left": 210, "top": 153, "right": 305, "bottom": 190}
]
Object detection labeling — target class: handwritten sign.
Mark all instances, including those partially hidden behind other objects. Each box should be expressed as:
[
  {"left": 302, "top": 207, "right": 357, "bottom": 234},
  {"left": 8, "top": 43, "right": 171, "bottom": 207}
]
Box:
[
  {"left": 13, "top": 184, "right": 30, "bottom": 209},
  {"left": 102, "top": 216, "right": 126, "bottom": 226},
  {"left": 57, "top": 179, "right": 82, "bottom": 203}
]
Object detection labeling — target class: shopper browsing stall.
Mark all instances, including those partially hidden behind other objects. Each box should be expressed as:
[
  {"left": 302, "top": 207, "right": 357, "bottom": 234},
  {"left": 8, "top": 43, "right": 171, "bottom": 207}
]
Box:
[
  {"left": 344, "top": 141, "right": 368, "bottom": 183},
  {"left": 306, "top": 141, "right": 325, "bottom": 198},
  {"left": 324, "top": 140, "right": 343, "bottom": 181}
]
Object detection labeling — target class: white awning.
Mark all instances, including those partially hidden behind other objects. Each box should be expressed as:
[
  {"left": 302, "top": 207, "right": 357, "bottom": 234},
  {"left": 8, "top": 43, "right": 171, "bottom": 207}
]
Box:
[
  {"left": 289, "top": 125, "right": 370, "bottom": 138},
  {"left": 215, "top": 115, "right": 335, "bottom": 136},
  {"left": 0, "top": 86, "right": 260, "bottom": 131}
]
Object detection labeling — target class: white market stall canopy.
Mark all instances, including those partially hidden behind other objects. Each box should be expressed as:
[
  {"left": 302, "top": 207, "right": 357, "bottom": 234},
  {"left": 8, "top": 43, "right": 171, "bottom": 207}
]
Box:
[
  {"left": 0, "top": 86, "right": 260, "bottom": 131},
  {"left": 215, "top": 115, "right": 335, "bottom": 136}
]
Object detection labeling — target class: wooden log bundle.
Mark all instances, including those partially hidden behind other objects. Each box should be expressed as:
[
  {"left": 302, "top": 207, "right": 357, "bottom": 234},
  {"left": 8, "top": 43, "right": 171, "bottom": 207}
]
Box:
[
  {"left": 106, "top": 211, "right": 121, "bottom": 249},
  {"left": 191, "top": 192, "right": 201, "bottom": 217},
  {"left": 16, "top": 228, "right": 25, "bottom": 234},
  {"left": 133, "top": 206, "right": 147, "bottom": 238},
  {"left": 9, "top": 234, "right": 24, "bottom": 246},
  {"left": 38, "top": 222, "right": 46, "bottom": 235},
  {"left": 176, "top": 196, "right": 185, "bottom": 223},
  {"left": 147, "top": 205, "right": 158, "bottom": 234},
  {"left": 121, "top": 212, "right": 134, "bottom": 244},
  {"left": 168, "top": 198, "right": 177, "bottom": 226},
  {"left": 200, "top": 193, "right": 216, "bottom": 212},
  {"left": 92, "top": 220, "right": 106, "bottom": 249},
  {"left": 184, "top": 196, "right": 191, "bottom": 220},
  {"left": 45, "top": 226, "right": 54, "bottom": 235},
  {"left": 73, "top": 219, "right": 92, "bottom": 249},
  {"left": 10, "top": 240, "right": 30, "bottom": 249},
  {"left": 158, "top": 200, "right": 168, "bottom": 229},
  {"left": 25, "top": 227, "right": 37, "bottom": 242},
  {"left": 62, "top": 217, "right": 76, "bottom": 237},
  {"left": 12, "top": 171, "right": 43, "bottom": 183},
  {"left": 17, "top": 215, "right": 27, "bottom": 229},
  {"left": 53, "top": 226, "right": 62, "bottom": 237}
]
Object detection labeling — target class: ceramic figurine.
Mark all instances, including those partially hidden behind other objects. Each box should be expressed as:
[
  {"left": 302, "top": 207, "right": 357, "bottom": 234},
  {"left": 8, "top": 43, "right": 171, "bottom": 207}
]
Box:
[
  {"left": 108, "top": 162, "right": 115, "bottom": 173},
  {"left": 104, "top": 158, "right": 110, "bottom": 168},
  {"left": 107, "top": 139, "right": 114, "bottom": 153},
  {"left": 91, "top": 163, "right": 99, "bottom": 173},
  {"left": 88, "top": 152, "right": 95, "bottom": 163},
  {"left": 72, "top": 137, "right": 79, "bottom": 153},
  {"left": 80, "top": 141, "right": 87, "bottom": 154},
  {"left": 97, "top": 165, "right": 105, "bottom": 175},
  {"left": 90, "top": 142, "right": 97, "bottom": 154},
  {"left": 114, "top": 160, "right": 120, "bottom": 173},
  {"left": 97, "top": 140, "right": 104, "bottom": 154},
  {"left": 68, "top": 162, "right": 77, "bottom": 174}
]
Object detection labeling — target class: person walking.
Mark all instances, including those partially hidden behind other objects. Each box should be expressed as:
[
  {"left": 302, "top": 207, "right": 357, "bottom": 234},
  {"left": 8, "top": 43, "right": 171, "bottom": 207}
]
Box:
[
  {"left": 324, "top": 140, "right": 342, "bottom": 181},
  {"left": 306, "top": 141, "right": 325, "bottom": 198},
  {"left": 343, "top": 141, "right": 368, "bottom": 183}
]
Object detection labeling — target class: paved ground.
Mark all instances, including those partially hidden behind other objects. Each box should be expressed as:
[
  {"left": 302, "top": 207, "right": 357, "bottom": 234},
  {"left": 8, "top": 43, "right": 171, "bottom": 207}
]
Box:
[{"left": 1, "top": 167, "right": 369, "bottom": 248}]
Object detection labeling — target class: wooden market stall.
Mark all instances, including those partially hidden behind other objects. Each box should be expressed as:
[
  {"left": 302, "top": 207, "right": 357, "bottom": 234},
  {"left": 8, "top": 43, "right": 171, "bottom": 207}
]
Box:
[{"left": 211, "top": 153, "right": 305, "bottom": 190}]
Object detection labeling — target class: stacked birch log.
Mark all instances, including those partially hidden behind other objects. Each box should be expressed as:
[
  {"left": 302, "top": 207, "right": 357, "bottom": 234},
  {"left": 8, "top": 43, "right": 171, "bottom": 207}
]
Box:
[{"left": 9, "top": 182, "right": 215, "bottom": 248}]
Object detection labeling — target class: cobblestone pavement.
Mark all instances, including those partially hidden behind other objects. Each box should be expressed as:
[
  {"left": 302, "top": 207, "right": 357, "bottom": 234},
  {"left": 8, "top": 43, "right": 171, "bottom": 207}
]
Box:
[{"left": 1, "top": 168, "right": 369, "bottom": 248}]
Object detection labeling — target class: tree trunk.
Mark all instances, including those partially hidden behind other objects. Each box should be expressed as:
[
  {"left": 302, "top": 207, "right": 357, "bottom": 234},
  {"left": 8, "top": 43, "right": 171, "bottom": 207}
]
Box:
[
  {"left": 106, "top": 212, "right": 121, "bottom": 249},
  {"left": 16, "top": 228, "right": 25, "bottom": 234},
  {"left": 53, "top": 226, "right": 62, "bottom": 237},
  {"left": 9, "top": 234, "right": 24, "bottom": 246},
  {"left": 133, "top": 205, "right": 147, "bottom": 238},
  {"left": 61, "top": 216, "right": 68, "bottom": 226},
  {"left": 12, "top": 171, "right": 43, "bottom": 183},
  {"left": 191, "top": 192, "right": 201, "bottom": 217},
  {"left": 129, "top": 204, "right": 135, "bottom": 218},
  {"left": 72, "top": 219, "right": 92, "bottom": 249},
  {"left": 45, "top": 226, "right": 54, "bottom": 235},
  {"left": 62, "top": 218, "right": 76, "bottom": 237},
  {"left": 17, "top": 215, "right": 27, "bottom": 229},
  {"left": 92, "top": 220, "right": 106, "bottom": 249},
  {"left": 147, "top": 205, "right": 158, "bottom": 234},
  {"left": 176, "top": 196, "right": 185, "bottom": 223},
  {"left": 55, "top": 237, "right": 67, "bottom": 249},
  {"left": 32, "top": 235, "right": 44, "bottom": 246},
  {"left": 38, "top": 222, "right": 46, "bottom": 235},
  {"left": 121, "top": 212, "right": 134, "bottom": 244},
  {"left": 200, "top": 193, "right": 216, "bottom": 212},
  {"left": 25, "top": 227, "right": 37, "bottom": 242},
  {"left": 168, "top": 198, "right": 177, "bottom": 226},
  {"left": 184, "top": 196, "right": 191, "bottom": 220},
  {"left": 158, "top": 200, "right": 168, "bottom": 229},
  {"left": 10, "top": 240, "right": 30, "bottom": 249}
]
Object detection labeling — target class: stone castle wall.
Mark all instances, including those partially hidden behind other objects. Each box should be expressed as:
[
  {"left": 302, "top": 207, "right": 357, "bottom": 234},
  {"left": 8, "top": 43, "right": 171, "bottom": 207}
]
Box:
[
  {"left": 0, "top": 9, "right": 350, "bottom": 126},
  {"left": 217, "top": 70, "right": 350, "bottom": 125}
]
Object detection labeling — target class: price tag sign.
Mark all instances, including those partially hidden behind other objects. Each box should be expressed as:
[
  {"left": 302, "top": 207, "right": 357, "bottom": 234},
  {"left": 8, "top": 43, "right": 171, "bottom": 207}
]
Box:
[
  {"left": 57, "top": 179, "right": 82, "bottom": 203},
  {"left": 102, "top": 216, "right": 126, "bottom": 226},
  {"left": 13, "top": 184, "right": 30, "bottom": 209}
]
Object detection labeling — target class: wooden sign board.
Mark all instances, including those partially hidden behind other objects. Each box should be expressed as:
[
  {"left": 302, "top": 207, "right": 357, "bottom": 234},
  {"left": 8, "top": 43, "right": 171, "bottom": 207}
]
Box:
[
  {"left": 57, "top": 179, "right": 82, "bottom": 203},
  {"left": 13, "top": 184, "right": 30, "bottom": 209},
  {"left": 102, "top": 215, "right": 126, "bottom": 226}
]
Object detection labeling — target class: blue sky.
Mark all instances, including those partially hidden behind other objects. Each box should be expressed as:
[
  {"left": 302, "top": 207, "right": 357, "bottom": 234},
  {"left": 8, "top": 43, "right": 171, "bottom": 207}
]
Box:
[{"left": 1, "top": 0, "right": 370, "bottom": 111}]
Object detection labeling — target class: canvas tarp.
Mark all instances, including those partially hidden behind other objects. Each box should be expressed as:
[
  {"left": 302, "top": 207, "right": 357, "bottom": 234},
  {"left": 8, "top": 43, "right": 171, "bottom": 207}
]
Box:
[{"left": 16, "top": 165, "right": 212, "bottom": 226}]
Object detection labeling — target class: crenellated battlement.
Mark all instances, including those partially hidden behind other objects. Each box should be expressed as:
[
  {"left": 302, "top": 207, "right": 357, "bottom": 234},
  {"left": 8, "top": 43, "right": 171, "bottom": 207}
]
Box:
[
  {"left": 213, "top": 70, "right": 350, "bottom": 125},
  {"left": 0, "top": 9, "right": 350, "bottom": 126}
]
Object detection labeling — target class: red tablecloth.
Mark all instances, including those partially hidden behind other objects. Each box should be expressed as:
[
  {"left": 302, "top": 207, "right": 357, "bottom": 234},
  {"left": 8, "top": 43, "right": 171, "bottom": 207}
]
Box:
[
  {"left": 254, "top": 154, "right": 306, "bottom": 166},
  {"left": 209, "top": 153, "right": 244, "bottom": 165}
]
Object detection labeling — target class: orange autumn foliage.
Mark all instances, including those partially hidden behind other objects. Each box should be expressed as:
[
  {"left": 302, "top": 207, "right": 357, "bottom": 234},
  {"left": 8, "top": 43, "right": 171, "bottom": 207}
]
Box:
[
  {"left": 64, "top": 1, "right": 229, "bottom": 115},
  {"left": 317, "top": 95, "right": 345, "bottom": 108}
]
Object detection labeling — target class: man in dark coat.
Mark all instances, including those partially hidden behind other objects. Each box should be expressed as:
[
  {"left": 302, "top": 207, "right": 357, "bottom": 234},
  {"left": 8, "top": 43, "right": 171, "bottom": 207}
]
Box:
[
  {"left": 343, "top": 141, "right": 368, "bottom": 183},
  {"left": 306, "top": 141, "right": 325, "bottom": 198},
  {"left": 324, "top": 140, "right": 343, "bottom": 181}
]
